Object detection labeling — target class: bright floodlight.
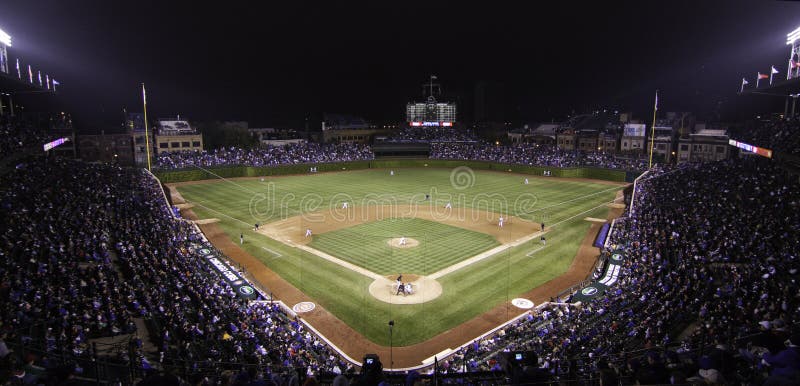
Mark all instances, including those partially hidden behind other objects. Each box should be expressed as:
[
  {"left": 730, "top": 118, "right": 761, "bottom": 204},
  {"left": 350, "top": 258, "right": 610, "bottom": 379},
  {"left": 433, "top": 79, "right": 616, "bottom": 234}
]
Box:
[
  {"left": 787, "top": 26, "right": 800, "bottom": 45},
  {"left": 0, "top": 28, "right": 10, "bottom": 47}
]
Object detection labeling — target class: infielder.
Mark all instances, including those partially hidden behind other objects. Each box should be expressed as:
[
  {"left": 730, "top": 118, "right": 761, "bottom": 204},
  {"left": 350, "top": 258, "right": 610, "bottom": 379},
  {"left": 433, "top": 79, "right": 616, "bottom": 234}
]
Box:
[
  {"left": 498, "top": 216, "right": 504, "bottom": 228},
  {"left": 305, "top": 228, "right": 312, "bottom": 237},
  {"left": 445, "top": 202, "right": 452, "bottom": 209},
  {"left": 342, "top": 202, "right": 349, "bottom": 209}
]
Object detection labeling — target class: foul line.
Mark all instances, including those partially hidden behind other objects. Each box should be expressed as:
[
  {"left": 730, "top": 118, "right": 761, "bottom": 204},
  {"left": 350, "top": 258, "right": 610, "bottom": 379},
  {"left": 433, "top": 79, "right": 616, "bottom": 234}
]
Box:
[
  {"left": 428, "top": 230, "right": 546, "bottom": 279},
  {"left": 429, "top": 197, "right": 622, "bottom": 280},
  {"left": 261, "top": 246, "right": 283, "bottom": 257},
  {"left": 518, "top": 185, "right": 622, "bottom": 216},
  {"left": 526, "top": 246, "right": 547, "bottom": 257},
  {"left": 292, "top": 244, "right": 384, "bottom": 280},
  {"left": 188, "top": 194, "right": 624, "bottom": 284},
  {"left": 192, "top": 165, "right": 260, "bottom": 195},
  {"left": 189, "top": 201, "right": 254, "bottom": 227}
]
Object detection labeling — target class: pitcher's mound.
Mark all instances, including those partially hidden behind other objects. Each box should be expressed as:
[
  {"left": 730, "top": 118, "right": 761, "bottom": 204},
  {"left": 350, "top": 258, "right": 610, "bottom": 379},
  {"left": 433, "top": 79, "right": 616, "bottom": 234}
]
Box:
[
  {"left": 387, "top": 237, "right": 419, "bottom": 248},
  {"left": 369, "top": 274, "right": 442, "bottom": 304}
]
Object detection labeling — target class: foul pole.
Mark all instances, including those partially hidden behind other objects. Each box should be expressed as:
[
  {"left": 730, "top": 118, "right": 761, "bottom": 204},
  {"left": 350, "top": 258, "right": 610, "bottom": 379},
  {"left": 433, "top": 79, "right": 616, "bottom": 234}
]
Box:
[
  {"left": 142, "top": 83, "right": 152, "bottom": 171},
  {"left": 648, "top": 90, "right": 658, "bottom": 168}
]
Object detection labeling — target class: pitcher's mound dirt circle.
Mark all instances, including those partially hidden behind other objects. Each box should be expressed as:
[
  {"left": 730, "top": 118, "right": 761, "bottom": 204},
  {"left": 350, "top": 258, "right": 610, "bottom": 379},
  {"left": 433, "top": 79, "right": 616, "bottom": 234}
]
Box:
[
  {"left": 369, "top": 274, "right": 442, "bottom": 304},
  {"left": 387, "top": 237, "right": 420, "bottom": 248}
]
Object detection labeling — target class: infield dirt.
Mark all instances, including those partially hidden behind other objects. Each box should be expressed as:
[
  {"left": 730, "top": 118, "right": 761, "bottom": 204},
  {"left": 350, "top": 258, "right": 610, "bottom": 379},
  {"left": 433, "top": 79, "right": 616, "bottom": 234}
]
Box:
[{"left": 257, "top": 204, "right": 540, "bottom": 246}]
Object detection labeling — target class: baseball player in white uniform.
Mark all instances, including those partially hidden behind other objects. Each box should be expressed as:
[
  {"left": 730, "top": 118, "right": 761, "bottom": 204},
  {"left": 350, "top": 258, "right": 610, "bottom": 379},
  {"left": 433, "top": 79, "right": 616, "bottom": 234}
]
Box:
[
  {"left": 342, "top": 202, "right": 349, "bottom": 209},
  {"left": 498, "top": 216, "right": 504, "bottom": 228},
  {"left": 524, "top": 178, "right": 529, "bottom": 184},
  {"left": 305, "top": 228, "right": 312, "bottom": 237},
  {"left": 445, "top": 202, "right": 452, "bottom": 209},
  {"left": 399, "top": 236, "right": 406, "bottom": 246}
]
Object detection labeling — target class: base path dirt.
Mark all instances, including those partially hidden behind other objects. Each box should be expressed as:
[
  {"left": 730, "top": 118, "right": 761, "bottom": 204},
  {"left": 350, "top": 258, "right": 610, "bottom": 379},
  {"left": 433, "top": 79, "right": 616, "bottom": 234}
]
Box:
[
  {"left": 258, "top": 204, "right": 539, "bottom": 246},
  {"left": 167, "top": 181, "right": 630, "bottom": 368}
]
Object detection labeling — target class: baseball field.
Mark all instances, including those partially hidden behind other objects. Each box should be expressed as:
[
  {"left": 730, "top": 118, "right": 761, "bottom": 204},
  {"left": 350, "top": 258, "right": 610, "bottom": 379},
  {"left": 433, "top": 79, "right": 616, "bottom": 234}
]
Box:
[{"left": 170, "top": 167, "right": 623, "bottom": 356}]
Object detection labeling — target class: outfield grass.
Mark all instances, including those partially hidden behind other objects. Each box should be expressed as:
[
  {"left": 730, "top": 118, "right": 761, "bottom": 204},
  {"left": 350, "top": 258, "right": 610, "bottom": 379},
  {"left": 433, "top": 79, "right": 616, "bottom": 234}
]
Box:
[
  {"left": 178, "top": 168, "right": 619, "bottom": 345},
  {"left": 310, "top": 218, "right": 500, "bottom": 275}
]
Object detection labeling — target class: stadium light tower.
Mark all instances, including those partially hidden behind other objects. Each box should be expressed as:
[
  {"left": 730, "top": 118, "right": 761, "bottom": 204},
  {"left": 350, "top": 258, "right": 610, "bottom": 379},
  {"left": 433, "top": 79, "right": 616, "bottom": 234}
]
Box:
[
  {"left": 0, "top": 27, "right": 11, "bottom": 46},
  {"left": 786, "top": 26, "right": 800, "bottom": 80},
  {"left": 0, "top": 27, "right": 10, "bottom": 75}
]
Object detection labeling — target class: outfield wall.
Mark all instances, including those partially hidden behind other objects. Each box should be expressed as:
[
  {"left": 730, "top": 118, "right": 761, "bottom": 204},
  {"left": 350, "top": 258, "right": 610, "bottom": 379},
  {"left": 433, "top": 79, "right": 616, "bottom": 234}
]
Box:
[{"left": 154, "top": 159, "right": 640, "bottom": 183}]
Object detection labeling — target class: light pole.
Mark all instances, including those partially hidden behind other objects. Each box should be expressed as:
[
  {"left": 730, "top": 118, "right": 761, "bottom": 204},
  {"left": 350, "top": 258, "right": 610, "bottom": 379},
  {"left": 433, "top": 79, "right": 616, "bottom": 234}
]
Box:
[{"left": 388, "top": 320, "right": 394, "bottom": 372}]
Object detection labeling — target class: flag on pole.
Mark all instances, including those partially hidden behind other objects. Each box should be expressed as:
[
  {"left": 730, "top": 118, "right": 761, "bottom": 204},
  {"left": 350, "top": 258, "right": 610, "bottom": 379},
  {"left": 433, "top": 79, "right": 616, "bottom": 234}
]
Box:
[
  {"left": 45, "top": 74, "right": 50, "bottom": 90},
  {"left": 757, "top": 72, "right": 768, "bottom": 87},
  {"left": 654, "top": 90, "right": 658, "bottom": 111},
  {"left": 52, "top": 79, "right": 60, "bottom": 92},
  {"left": 15, "top": 58, "right": 20, "bottom": 78},
  {"left": 37, "top": 70, "right": 42, "bottom": 87},
  {"left": 771, "top": 65, "right": 779, "bottom": 85},
  {"left": 740, "top": 78, "right": 749, "bottom": 93},
  {"left": 27, "top": 65, "right": 33, "bottom": 83}
]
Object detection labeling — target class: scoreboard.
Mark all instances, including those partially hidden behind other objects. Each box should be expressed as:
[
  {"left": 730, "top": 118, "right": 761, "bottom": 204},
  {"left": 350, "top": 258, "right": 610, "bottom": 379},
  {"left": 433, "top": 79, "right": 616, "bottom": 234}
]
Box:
[{"left": 406, "top": 101, "right": 456, "bottom": 124}]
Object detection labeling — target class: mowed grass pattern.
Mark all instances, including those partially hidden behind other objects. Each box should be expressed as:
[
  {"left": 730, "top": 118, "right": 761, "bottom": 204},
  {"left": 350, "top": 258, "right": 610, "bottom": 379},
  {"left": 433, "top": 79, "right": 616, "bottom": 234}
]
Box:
[
  {"left": 310, "top": 218, "right": 499, "bottom": 275},
  {"left": 177, "top": 168, "right": 622, "bottom": 345}
]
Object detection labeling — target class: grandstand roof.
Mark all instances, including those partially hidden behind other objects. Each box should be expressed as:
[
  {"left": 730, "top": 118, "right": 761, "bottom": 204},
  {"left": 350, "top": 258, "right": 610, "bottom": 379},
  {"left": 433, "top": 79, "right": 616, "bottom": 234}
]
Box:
[
  {"left": 533, "top": 124, "right": 559, "bottom": 136},
  {"left": 692, "top": 128, "right": 727, "bottom": 137},
  {"left": 0, "top": 69, "right": 52, "bottom": 94},
  {"left": 739, "top": 76, "right": 800, "bottom": 96}
]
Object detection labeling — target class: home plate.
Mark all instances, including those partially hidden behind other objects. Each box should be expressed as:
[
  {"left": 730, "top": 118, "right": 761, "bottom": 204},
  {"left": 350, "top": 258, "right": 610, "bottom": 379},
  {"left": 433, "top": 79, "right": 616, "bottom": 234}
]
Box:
[{"left": 511, "top": 298, "right": 534, "bottom": 309}]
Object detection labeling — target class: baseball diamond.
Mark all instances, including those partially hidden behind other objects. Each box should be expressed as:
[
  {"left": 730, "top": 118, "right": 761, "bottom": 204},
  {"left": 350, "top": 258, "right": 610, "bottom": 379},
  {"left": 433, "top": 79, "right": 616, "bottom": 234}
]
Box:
[{"left": 172, "top": 168, "right": 624, "bottom": 352}]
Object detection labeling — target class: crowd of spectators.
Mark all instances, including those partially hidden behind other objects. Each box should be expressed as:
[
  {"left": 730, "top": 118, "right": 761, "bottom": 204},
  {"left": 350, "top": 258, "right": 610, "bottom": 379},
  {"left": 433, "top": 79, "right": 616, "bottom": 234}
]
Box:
[
  {"left": 431, "top": 142, "right": 649, "bottom": 171},
  {"left": 0, "top": 158, "right": 351, "bottom": 384},
  {"left": 0, "top": 116, "right": 59, "bottom": 157},
  {"left": 432, "top": 158, "right": 800, "bottom": 384},
  {"left": 379, "top": 127, "right": 477, "bottom": 143},
  {"left": 155, "top": 143, "right": 373, "bottom": 169},
  {"left": 729, "top": 118, "right": 800, "bottom": 156},
  {"left": 5, "top": 139, "right": 800, "bottom": 384}
]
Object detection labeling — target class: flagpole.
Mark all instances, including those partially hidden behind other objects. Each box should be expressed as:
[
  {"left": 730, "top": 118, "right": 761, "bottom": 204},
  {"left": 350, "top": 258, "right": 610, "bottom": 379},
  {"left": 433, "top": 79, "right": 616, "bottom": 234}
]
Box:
[
  {"left": 648, "top": 90, "right": 658, "bottom": 169},
  {"left": 756, "top": 74, "right": 760, "bottom": 88},
  {"left": 142, "top": 83, "right": 152, "bottom": 172}
]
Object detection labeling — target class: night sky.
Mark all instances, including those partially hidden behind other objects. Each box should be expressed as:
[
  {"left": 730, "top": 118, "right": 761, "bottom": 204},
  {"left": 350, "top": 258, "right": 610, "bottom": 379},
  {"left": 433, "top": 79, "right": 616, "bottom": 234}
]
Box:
[{"left": 3, "top": 0, "right": 799, "bottom": 130}]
